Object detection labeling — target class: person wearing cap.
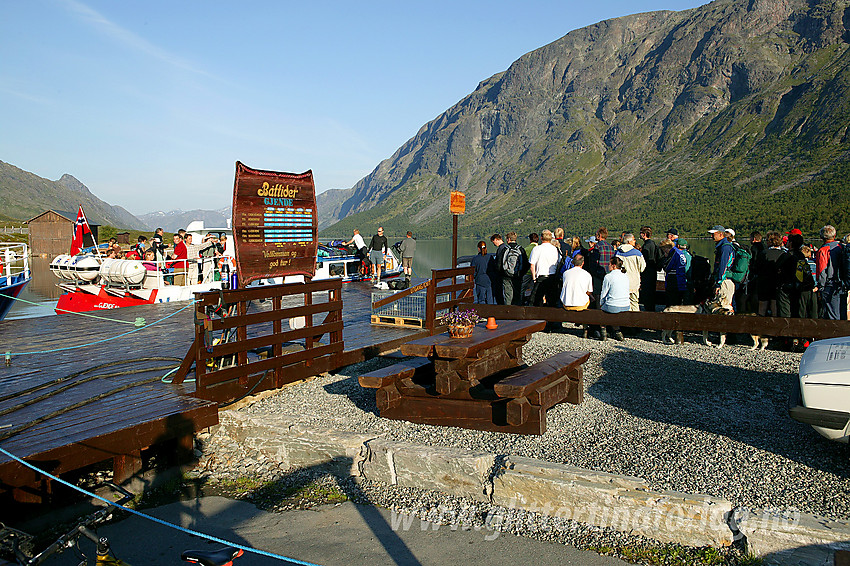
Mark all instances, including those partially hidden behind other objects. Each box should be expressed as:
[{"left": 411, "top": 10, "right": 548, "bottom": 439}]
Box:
[
  {"left": 639, "top": 226, "right": 664, "bottom": 313},
  {"left": 666, "top": 228, "right": 679, "bottom": 243},
  {"left": 665, "top": 238, "right": 692, "bottom": 306},
  {"left": 708, "top": 225, "right": 737, "bottom": 310}
]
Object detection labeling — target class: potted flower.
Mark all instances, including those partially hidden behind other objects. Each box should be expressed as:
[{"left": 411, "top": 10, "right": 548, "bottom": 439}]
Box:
[{"left": 441, "top": 309, "right": 481, "bottom": 338}]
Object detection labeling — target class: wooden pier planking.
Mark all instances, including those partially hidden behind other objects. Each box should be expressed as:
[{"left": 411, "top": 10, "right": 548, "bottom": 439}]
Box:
[{"left": 0, "top": 281, "right": 427, "bottom": 504}]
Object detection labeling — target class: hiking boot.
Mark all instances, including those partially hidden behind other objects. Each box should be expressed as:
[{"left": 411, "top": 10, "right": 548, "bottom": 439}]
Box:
[{"left": 614, "top": 331, "right": 625, "bottom": 342}]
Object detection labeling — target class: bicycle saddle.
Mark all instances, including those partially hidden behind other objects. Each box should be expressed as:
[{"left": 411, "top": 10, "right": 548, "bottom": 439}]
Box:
[{"left": 181, "top": 546, "right": 243, "bottom": 566}]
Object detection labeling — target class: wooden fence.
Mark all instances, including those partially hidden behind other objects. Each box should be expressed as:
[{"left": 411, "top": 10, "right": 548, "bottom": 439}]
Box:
[
  {"left": 425, "top": 267, "right": 474, "bottom": 333},
  {"left": 471, "top": 304, "right": 850, "bottom": 341},
  {"left": 174, "top": 279, "right": 344, "bottom": 404}
]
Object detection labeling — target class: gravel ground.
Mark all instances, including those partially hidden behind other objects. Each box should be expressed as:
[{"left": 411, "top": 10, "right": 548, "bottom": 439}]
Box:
[
  {"left": 193, "top": 326, "right": 849, "bottom": 565},
  {"left": 218, "top": 326, "right": 850, "bottom": 521}
]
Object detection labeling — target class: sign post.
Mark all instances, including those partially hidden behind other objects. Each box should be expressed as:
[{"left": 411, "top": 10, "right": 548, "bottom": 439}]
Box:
[
  {"left": 449, "top": 190, "right": 465, "bottom": 269},
  {"left": 231, "top": 162, "right": 318, "bottom": 286}
]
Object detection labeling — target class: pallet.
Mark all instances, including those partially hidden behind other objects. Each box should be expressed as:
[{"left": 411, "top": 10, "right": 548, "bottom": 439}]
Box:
[{"left": 371, "top": 314, "right": 424, "bottom": 328}]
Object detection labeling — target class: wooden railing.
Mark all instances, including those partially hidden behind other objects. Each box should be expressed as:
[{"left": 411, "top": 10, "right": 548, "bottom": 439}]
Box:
[
  {"left": 425, "top": 267, "right": 473, "bottom": 333},
  {"left": 174, "top": 280, "right": 344, "bottom": 404},
  {"left": 471, "top": 304, "right": 850, "bottom": 341}
]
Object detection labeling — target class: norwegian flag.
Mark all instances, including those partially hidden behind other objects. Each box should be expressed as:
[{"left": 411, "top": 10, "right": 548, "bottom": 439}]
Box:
[{"left": 70, "top": 205, "right": 93, "bottom": 255}]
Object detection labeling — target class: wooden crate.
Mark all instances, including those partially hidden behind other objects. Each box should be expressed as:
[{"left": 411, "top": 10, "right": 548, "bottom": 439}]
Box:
[{"left": 371, "top": 314, "right": 424, "bottom": 328}]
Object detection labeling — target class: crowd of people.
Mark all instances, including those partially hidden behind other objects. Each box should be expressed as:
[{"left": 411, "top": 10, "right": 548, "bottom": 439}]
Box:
[
  {"left": 119, "top": 228, "right": 234, "bottom": 285},
  {"left": 345, "top": 227, "right": 416, "bottom": 284},
  {"left": 471, "top": 224, "right": 850, "bottom": 341}
]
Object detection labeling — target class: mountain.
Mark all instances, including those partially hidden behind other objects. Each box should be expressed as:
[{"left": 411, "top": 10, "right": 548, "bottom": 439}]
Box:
[
  {"left": 317, "top": 187, "right": 357, "bottom": 230},
  {"left": 0, "top": 160, "right": 147, "bottom": 229},
  {"left": 322, "top": 0, "right": 850, "bottom": 239},
  {"left": 138, "top": 207, "right": 232, "bottom": 233}
]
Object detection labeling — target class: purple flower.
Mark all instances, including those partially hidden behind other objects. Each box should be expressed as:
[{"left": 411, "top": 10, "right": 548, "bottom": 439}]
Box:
[{"left": 442, "top": 309, "right": 480, "bottom": 326}]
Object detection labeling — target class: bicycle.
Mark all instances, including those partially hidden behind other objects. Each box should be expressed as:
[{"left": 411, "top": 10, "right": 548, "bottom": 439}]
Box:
[{"left": 0, "top": 483, "right": 243, "bottom": 566}]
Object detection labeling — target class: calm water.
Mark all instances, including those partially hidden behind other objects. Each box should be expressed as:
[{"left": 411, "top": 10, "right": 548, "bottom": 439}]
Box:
[
  {"left": 405, "top": 237, "right": 719, "bottom": 276},
  {"left": 4, "top": 237, "right": 720, "bottom": 321}
]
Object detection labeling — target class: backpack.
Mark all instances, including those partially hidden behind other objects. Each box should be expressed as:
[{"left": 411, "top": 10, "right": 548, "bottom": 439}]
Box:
[
  {"left": 838, "top": 242, "right": 850, "bottom": 289},
  {"left": 728, "top": 243, "right": 751, "bottom": 284},
  {"left": 501, "top": 243, "right": 524, "bottom": 278},
  {"left": 388, "top": 278, "right": 409, "bottom": 290},
  {"left": 557, "top": 249, "right": 580, "bottom": 278}
]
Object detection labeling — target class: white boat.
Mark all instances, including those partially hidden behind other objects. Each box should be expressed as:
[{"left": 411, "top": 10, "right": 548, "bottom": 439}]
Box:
[
  {"left": 51, "top": 222, "right": 404, "bottom": 313},
  {"left": 51, "top": 254, "right": 222, "bottom": 313},
  {"left": 789, "top": 336, "right": 850, "bottom": 442},
  {"left": 186, "top": 221, "right": 404, "bottom": 285},
  {"left": 0, "top": 242, "right": 32, "bottom": 322}
]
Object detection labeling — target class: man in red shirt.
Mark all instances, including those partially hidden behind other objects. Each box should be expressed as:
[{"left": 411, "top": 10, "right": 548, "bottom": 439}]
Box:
[
  {"left": 168, "top": 233, "right": 188, "bottom": 286},
  {"left": 816, "top": 224, "right": 846, "bottom": 320}
]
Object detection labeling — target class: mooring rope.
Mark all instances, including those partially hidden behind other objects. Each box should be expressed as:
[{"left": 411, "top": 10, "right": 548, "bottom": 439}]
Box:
[
  {"left": 0, "top": 293, "right": 145, "bottom": 326},
  {"left": 4, "top": 300, "right": 197, "bottom": 357},
  {"left": 0, "top": 447, "right": 322, "bottom": 566}
]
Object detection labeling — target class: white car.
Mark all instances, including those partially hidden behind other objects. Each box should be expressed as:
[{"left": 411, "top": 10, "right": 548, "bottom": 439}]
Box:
[{"left": 789, "top": 336, "right": 850, "bottom": 442}]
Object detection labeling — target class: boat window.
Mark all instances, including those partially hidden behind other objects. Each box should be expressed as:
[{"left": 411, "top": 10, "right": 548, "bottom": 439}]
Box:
[
  {"left": 328, "top": 263, "right": 345, "bottom": 277},
  {"left": 347, "top": 261, "right": 360, "bottom": 276}
]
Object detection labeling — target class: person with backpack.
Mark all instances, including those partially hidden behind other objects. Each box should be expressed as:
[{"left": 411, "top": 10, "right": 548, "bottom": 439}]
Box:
[
  {"left": 614, "top": 233, "right": 646, "bottom": 311},
  {"left": 755, "top": 231, "right": 792, "bottom": 317},
  {"left": 665, "top": 238, "right": 692, "bottom": 306},
  {"left": 816, "top": 224, "right": 847, "bottom": 320},
  {"left": 708, "top": 225, "right": 737, "bottom": 310},
  {"left": 499, "top": 231, "right": 529, "bottom": 306},
  {"left": 795, "top": 244, "right": 819, "bottom": 320},
  {"left": 725, "top": 228, "right": 753, "bottom": 313}
]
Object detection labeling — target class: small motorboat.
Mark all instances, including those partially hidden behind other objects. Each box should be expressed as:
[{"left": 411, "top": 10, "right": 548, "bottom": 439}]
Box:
[
  {"left": 51, "top": 253, "right": 223, "bottom": 313},
  {"left": 789, "top": 336, "right": 850, "bottom": 442},
  {"left": 0, "top": 243, "right": 32, "bottom": 322}
]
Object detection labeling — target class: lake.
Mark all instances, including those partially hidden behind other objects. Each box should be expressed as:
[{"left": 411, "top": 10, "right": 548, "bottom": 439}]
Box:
[{"left": 4, "top": 237, "right": 720, "bottom": 321}]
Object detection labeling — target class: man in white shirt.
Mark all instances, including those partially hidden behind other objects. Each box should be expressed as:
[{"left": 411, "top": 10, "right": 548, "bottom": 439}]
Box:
[
  {"left": 345, "top": 229, "right": 369, "bottom": 274},
  {"left": 560, "top": 255, "right": 593, "bottom": 310},
  {"left": 528, "top": 229, "right": 561, "bottom": 306}
]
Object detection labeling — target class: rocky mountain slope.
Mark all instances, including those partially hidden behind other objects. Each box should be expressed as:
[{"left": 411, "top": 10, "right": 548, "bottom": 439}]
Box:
[
  {"left": 139, "top": 207, "right": 232, "bottom": 233},
  {"left": 323, "top": 0, "right": 850, "bottom": 238},
  {"left": 0, "top": 160, "right": 147, "bottom": 229}
]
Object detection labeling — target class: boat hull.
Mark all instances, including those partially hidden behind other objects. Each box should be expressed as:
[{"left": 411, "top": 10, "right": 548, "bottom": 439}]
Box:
[
  {"left": 0, "top": 276, "right": 30, "bottom": 322},
  {"left": 55, "top": 283, "right": 222, "bottom": 314}
]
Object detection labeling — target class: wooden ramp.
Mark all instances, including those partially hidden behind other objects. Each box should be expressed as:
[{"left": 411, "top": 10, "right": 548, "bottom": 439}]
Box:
[{"left": 0, "top": 281, "right": 426, "bottom": 505}]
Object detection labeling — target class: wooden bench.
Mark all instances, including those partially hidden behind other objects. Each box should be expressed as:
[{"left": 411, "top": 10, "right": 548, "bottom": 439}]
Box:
[
  {"left": 493, "top": 351, "right": 589, "bottom": 427},
  {"left": 358, "top": 357, "right": 434, "bottom": 389}
]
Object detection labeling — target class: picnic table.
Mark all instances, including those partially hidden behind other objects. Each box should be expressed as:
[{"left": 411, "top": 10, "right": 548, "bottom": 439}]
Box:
[{"left": 359, "top": 319, "right": 589, "bottom": 435}]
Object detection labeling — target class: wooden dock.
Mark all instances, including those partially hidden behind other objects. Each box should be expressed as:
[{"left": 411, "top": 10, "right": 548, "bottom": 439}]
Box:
[{"left": 0, "top": 280, "right": 427, "bottom": 506}]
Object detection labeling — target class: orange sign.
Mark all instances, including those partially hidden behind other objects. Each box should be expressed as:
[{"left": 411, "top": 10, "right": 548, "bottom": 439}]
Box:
[{"left": 450, "top": 191, "right": 466, "bottom": 215}]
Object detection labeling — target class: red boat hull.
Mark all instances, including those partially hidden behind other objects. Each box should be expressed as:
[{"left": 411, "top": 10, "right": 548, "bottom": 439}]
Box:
[{"left": 56, "top": 288, "right": 159, "bottom": 313}]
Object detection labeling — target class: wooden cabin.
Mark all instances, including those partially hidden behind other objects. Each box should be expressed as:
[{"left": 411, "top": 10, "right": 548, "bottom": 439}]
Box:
[{"left": 26, "top": 210, "right": 100, "bottom": 257}]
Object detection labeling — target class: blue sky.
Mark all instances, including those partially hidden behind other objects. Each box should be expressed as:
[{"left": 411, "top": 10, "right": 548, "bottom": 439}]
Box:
[{"left": 1, "top": 0, "right": 706, "bottom": 216}]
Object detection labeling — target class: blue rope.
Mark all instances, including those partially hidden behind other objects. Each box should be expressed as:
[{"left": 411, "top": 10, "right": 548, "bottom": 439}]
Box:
[
  {"left": 5, "top": 300, "right": 198, "bottom": 356},
  {"left": 0, "top": 447, "right": 321, "bottom": 566}
]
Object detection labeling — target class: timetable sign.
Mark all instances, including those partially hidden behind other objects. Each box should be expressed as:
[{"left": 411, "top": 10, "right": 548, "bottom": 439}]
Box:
[{"left": 232, "top": 161, "right": 318, "bottom": 285}]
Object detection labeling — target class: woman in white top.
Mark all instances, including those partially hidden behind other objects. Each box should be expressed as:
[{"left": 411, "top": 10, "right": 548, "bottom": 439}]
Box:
[{"left": 599, "top": 256, "right": 631, "bottom": 341}]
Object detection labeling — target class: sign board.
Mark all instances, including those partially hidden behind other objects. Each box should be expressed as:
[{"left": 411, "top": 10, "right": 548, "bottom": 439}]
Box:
[
  {"left": 450, "top": 190, "right": 466, "bottom": 215},
  {"left": 232, "top": 161, "right": 318, "bottom": 286}
]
